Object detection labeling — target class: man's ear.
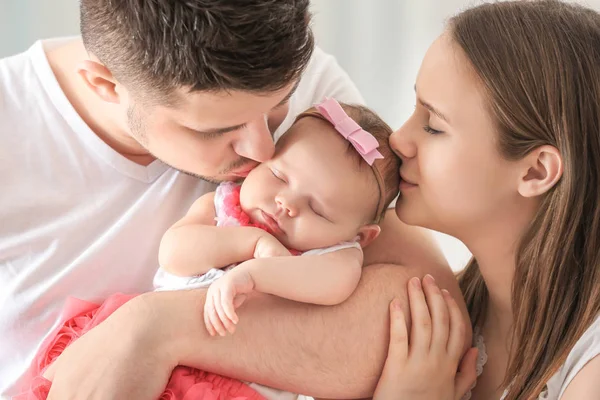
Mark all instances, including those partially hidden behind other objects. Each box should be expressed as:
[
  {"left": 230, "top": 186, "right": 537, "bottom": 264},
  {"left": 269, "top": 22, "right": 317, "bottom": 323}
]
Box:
[
  {"left": 356, "top": 224, "right": 381, "bottom": 249},
  {"left": 517, "top": 145, "right": 563, "bottom": 198},
  {"left": 76, "top": 60, "right": 120, "bottom": 104}
]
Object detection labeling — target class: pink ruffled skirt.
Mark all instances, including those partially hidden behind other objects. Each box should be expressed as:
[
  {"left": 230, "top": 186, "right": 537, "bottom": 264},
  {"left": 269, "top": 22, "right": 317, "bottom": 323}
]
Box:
[{"left": 16, "top": 294, "right": 265, "bottom": 400}]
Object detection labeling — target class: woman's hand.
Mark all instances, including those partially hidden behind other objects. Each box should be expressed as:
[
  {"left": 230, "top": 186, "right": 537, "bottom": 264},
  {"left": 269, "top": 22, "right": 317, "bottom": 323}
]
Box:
[
  {"left": 204, "top": 267, "right": 255, "bottom": 336},
  {"left": 373, "top": 275, "right": 479, "bottom": 400}
]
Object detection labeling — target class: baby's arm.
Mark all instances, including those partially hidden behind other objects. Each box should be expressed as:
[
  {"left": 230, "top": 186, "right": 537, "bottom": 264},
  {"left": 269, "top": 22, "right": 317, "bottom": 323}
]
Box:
[
  {"left": 244, "top": 247, "right": 364, "bottom": 305},
  {"left": 158, "top": 192, "right": 285, "bottom": 277},
  {"left": 204, "top": 247, "right": 364, "bottom": 335}
]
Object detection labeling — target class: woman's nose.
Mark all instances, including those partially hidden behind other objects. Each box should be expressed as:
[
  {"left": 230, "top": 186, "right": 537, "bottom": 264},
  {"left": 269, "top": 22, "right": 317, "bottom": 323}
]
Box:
[{"left": 390, "top": 121, "right": 418, "bottom": 160}]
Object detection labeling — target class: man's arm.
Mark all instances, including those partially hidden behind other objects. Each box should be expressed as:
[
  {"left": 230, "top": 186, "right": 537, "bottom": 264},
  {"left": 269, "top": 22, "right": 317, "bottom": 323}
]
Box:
[
  {"left": 45, "top": 211, "right": 468, "bottom": 400},
  {"left": 142, "top": 258, "right": 466, "bottom": 399},
  {"left": 136, "top": 263, "right": 415, "bottom": 399}
]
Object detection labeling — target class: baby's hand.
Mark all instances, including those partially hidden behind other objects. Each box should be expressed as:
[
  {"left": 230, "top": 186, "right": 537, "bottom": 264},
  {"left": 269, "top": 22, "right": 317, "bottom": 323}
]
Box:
[
  {"left": 254, "top": 234, "right": 291, "bottom": 259},
  {"left": 373, "top": 275, "right": 478, "bottom": 400},
  {"left": 204, "top": 268, "right": 254, "bottom": 336}
]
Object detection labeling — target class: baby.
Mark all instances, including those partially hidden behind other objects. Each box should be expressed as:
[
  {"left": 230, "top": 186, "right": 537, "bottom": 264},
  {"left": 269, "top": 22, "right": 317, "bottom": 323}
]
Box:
[
  {"left": 18, "top": 98, "right": 400, "bottom": 400},
  {"left": 155, "top": 98, "right": 401, "bottom": 338}
]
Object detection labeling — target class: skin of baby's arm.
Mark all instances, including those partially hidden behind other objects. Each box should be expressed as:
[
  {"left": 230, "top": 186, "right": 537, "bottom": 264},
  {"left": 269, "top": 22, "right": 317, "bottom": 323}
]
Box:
[
  {"left": 236, "top": 247, "right": 364, "bottom": 305},
  {"left": 158, "top": 191, "right": 280, "bottom": 277}
]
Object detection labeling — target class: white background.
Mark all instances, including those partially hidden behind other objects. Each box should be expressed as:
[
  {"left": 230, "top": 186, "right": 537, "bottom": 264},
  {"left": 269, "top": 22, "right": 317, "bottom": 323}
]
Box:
[{"left": 3, "top": 0, "right": 599, "bottom": 270}]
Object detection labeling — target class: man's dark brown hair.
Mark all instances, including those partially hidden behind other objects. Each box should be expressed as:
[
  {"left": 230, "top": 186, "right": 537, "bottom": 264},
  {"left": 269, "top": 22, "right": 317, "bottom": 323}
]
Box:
[{"left": 80, "top": 0, "right": 314, "bottom": 100}]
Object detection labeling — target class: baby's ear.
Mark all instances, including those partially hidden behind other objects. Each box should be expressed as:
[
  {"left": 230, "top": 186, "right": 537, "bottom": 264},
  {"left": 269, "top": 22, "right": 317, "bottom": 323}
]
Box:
[{"left": 357, "top": 224, "right": 381, "bottom": 248}]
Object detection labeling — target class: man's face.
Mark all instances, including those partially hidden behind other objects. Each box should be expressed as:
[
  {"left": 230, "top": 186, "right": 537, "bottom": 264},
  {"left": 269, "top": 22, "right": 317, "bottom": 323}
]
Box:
[{"left": 125, "top": 82, "right": 296, "bottom": 182}]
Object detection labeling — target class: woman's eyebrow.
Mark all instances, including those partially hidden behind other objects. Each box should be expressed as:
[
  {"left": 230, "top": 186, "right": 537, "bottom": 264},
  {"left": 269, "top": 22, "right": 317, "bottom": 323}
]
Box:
[{"left": 414, "top": 84, "right": 450, "bottom": 123}]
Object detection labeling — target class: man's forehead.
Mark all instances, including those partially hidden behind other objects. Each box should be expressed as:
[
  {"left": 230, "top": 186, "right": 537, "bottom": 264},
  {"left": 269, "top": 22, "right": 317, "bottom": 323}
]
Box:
[{"left": 164, "top": 82, "right": 298, "bottom": 128}]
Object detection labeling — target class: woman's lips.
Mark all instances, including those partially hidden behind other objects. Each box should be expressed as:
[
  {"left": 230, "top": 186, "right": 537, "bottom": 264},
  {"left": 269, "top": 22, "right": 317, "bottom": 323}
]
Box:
[
  {"left": 399, "top": 179, "right": 418, "bottom": 191},
  {"left": 399, "top": 173, "right": 418, "bottom": 191}
]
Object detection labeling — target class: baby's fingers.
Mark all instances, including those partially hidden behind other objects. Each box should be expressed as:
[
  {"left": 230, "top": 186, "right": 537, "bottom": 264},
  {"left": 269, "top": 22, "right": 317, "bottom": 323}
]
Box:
[
  {"left": 233, "top": 294, "right": 248, "bottom": 309},
  {"left": 208, "top": 289, "right": 228, "bottom": 336},
  {"left": 220, "top": 286, "right": 239, "bottom": 328},
  {"left": 213, "top": 288, "right": 236, "bottom": 335},
  {"left": 203, "top": 295, "right": 217, "bottom": 337}
]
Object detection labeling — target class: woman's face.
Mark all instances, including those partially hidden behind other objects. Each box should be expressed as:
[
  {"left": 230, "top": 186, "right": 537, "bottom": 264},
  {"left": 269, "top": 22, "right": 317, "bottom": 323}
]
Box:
[{"left": 390, "top": 34, "right": 521, "bottom": 239}]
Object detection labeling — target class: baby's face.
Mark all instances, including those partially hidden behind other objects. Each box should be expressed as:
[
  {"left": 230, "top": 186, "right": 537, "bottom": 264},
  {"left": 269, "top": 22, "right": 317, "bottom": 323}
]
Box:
[{"left": 240, "top": 117, "right": 380, "bottom": 251}]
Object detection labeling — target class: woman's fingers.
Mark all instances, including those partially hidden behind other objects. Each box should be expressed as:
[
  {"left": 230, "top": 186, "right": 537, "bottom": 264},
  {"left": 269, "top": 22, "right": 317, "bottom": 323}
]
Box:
[
  {"left": 454, "top": 347, "right": 479, "bottom": 400},
  {"left": 408, "top": 277, "right": 432, "bottom": 355},
  {"left": 445, "top": 289, "right": 467, "bottom": 362},
  {"left": 386, "top": 298, "right": 409, "bottom": 361},
  {"left": 423, "top": 274, "right": 450, "bottom": 356}
]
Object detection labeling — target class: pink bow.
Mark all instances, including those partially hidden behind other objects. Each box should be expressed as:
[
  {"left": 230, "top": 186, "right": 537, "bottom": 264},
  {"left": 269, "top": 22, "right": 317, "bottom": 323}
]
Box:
[{"left": 315, "top": 98, "right": 384, "bottom": 165}]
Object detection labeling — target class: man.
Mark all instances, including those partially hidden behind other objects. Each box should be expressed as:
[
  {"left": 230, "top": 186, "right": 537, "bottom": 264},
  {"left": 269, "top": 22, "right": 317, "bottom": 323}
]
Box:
[{"left": 0, "top": 1, "right": 458, "bottom": 399}]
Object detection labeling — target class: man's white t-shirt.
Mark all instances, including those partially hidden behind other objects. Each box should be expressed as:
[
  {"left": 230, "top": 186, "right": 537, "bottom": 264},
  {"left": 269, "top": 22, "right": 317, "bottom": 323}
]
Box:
[{"left": 0, "top": 38, "right": 364, "bottom": 398}]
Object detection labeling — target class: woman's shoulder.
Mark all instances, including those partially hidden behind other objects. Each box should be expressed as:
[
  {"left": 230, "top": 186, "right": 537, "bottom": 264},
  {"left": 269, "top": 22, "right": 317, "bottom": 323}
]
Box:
[{"left": 545, "top": 314, "right": 600, "bottom": 399}]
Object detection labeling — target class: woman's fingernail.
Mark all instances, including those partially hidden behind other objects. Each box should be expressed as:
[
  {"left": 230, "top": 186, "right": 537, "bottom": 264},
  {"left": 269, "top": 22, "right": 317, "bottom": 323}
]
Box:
[
  {"left": 442, "top": 289, "right": 451, "bottom": 298},
  {"left": 424, "top": 274, "right": 436, "bottom": 284},
  {"left": 412, "top": 277, "right": 421, "bottom": 289},
  {"left": 392, "top": 298, "right": 402, "bottom": 310}
]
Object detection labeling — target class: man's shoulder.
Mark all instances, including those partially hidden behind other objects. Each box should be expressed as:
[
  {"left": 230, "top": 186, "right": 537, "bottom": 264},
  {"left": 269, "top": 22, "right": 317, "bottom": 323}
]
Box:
[
  {"left": 0, "top": 41, "right": 41, "bottom": 82},
  {"left": 0, "top": 42, "right": 43, "bottom": 113},
  {"left": 293, "top": 45, "right": 364, "bottom": 108}
]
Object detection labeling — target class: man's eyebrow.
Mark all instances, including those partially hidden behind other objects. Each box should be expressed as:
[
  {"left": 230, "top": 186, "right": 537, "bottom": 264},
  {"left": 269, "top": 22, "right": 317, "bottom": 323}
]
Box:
[
  {"left": 195, "top": 123, "right": 247, "bottom": 136},
  {"left": 414, "top": 84, "right": 450, "bottom": 123},
  {"left": 195, "top": 81, "right": 300, "bottom": 136},
  {"left": 274, "top": 80, "right": 300, "bottom": 109}
]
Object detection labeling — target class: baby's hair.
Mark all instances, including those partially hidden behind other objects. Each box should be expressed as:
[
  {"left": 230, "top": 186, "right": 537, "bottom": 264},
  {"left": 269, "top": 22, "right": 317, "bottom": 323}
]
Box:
[
  {"left": 340, "top": 103, "right": 400, "bottom": 221},
  {"left": 294, "top": 102, "right": 400, "bottom": 223}
]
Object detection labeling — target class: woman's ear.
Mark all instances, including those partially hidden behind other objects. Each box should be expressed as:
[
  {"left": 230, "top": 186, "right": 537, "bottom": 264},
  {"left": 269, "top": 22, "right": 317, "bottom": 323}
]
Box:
[
  {"left": 357, "top": 224, "right": 382, "bottom": 248},
  {"left": 75, "top": 60, "right": 121, "bottom": 104},
  {"left": 518, "top": 145, "right": 563, "bottom": 197}
]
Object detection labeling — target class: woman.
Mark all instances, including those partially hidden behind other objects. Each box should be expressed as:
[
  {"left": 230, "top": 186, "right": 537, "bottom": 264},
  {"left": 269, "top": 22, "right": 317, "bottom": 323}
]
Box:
[{"left": 375, "top": 1, "right": 600, "bottom": 399}]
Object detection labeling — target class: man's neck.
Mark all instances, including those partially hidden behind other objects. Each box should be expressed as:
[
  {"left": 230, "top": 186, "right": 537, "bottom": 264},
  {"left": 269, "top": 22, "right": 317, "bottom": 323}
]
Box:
[{"left": 45, "top": 39, "right": 156, "bottom": 165}]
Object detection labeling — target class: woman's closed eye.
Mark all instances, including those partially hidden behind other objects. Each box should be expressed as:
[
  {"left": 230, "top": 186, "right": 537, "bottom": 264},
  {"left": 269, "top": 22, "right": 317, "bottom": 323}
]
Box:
[
  {"left": 423, "top": 124, "right": 444, "bottom": 135},
  {"left": 413, "top": 104, "right": 445, "bottom": 135}
]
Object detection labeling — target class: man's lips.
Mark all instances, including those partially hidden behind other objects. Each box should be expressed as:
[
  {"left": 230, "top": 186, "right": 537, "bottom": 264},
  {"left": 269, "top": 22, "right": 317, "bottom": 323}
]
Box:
[
  {"left": 260, "top": 210, "right": 283, "bottom": 234},
  {"left": 230, "top": 164, "right": 258, "bottom": 177}
]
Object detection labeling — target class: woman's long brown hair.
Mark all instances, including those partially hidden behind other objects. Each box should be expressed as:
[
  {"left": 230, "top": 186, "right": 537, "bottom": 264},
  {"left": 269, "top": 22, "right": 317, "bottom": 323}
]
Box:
[{"left": 451, "top": 1, "right": 600, "bottom": 399}]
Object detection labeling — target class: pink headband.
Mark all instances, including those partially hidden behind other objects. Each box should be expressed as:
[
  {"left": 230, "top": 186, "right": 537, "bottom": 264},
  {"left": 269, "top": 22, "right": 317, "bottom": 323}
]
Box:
[
  {"left": 294, "top": 98, "right": 387, "bottom": 222},
  {"left": 315, "top": 98, "right": 384, "bottom": 166}
]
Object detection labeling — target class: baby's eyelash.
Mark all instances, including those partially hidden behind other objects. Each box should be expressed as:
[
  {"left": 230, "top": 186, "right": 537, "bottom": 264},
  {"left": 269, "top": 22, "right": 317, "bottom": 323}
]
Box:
[{"left": 271, "top": 168, "right": 286, "bottom": 182}]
